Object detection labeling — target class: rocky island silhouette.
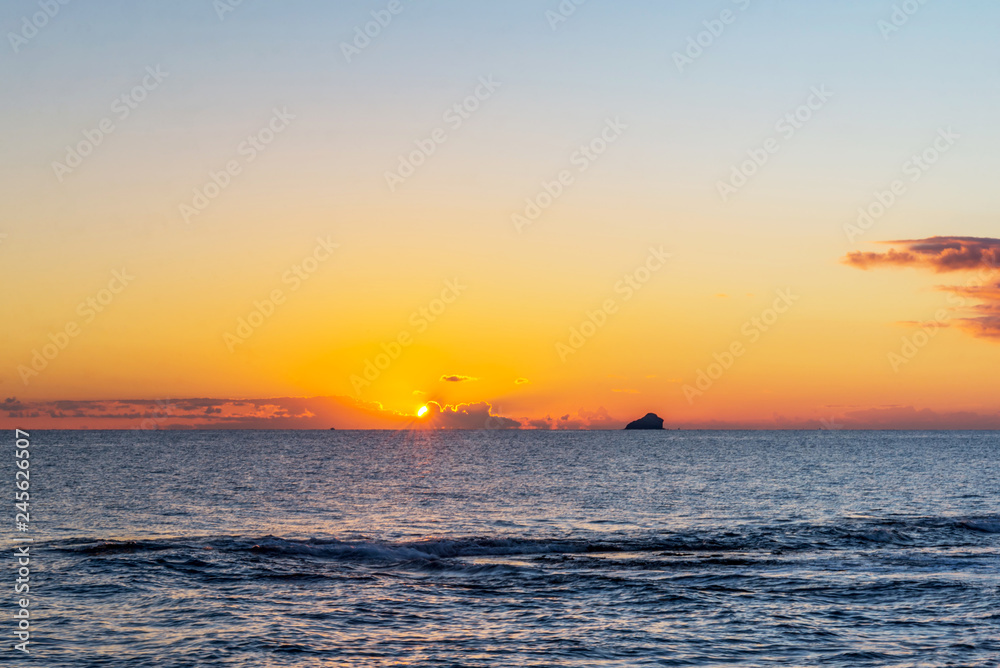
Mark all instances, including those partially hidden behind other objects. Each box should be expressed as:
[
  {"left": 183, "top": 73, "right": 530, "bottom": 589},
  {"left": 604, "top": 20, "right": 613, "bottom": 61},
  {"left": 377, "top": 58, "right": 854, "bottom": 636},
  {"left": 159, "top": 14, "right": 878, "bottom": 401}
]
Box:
[{"left": 624, "top": 413, "right": 664, "bottom": 430}]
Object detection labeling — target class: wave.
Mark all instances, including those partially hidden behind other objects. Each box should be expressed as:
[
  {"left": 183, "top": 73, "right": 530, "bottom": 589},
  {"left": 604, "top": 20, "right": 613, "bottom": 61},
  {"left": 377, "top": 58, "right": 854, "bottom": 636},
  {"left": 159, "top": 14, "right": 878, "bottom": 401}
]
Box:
[
  {"left": 959, "top": 518, "right": 1000, "bottom": 533},
  {"left": 44, "top": 514, "right": 1000, "bottom": 565}
]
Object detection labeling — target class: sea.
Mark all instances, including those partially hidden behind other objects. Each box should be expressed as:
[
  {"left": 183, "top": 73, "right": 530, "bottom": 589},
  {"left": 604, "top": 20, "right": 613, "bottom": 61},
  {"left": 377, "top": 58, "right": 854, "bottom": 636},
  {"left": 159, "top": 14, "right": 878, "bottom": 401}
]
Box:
[{"left": 6, "top": 430, "right": 1000, "bottom": 667}]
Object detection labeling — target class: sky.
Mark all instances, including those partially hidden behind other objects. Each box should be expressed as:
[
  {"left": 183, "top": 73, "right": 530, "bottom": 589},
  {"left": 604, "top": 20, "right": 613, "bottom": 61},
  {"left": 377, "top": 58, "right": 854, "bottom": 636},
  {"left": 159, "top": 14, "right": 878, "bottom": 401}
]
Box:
[{"left": 2, "top": 0, "right": 1000, "bottom": 429}]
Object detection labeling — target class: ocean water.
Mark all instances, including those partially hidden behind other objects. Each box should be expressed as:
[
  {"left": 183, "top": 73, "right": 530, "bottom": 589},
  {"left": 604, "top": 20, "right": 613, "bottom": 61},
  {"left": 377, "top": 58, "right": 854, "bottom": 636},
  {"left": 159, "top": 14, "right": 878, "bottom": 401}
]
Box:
[{"left": 8, "top": 430, "right": 1000, "bottom": 667}]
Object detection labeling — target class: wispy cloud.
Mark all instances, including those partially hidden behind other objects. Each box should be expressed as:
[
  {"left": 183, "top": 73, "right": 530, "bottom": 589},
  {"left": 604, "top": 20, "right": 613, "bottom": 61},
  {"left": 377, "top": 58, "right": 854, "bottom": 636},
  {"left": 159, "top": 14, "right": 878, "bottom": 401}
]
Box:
[
  {"left": 846, "top": 236, "right": 1000, "bottom": 340},
  {"left": 0, "top": 396, "right": 516, "bottom": 430},
  {"left": 844, "top": 236, "right": 1000, "bottom": 272},
  {"left": 937, "top": 283, "right": 1000, "bottom": 339}
]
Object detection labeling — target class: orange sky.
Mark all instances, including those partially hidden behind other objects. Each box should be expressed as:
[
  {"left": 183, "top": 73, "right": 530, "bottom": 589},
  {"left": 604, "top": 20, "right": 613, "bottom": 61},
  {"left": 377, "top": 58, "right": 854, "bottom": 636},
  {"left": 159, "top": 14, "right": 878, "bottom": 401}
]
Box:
[{"left": 3, "top": 2, "right": 1000, "bottom": 429}]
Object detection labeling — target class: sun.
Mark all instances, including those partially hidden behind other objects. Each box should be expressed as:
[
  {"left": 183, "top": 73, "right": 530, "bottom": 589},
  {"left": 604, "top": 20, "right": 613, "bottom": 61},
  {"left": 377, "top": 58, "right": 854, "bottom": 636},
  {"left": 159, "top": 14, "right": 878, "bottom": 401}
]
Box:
[{"left": 416, "top": 405, "right": 429, "bottom": 418}]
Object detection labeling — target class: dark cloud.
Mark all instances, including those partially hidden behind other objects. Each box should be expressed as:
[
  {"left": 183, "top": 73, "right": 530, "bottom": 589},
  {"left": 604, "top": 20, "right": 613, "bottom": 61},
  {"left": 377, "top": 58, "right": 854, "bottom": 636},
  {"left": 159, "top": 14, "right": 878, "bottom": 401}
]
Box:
[
  {"left": 846, "top": 237, "right": 1000, "bottom": 341},
  {"left": 844, "top": 236, "right": 1000, "bottom": 272},
  {"left": 51, "top": 400, "right": 99, "bottom": 410},
  {"left": 2, "top": 397, "right": 26, "bottom": 413},
  {"left": 2, "top": 396, "right": 521, "bottom": 430},
  {"left": 440, "top": 375, "right": 476, "bottom": 383},
  {"left": 2, "top": 396, "right": 618, "bottom": 431},
  {"left": 0, "top": 397, "right": 371, "bottom": 429},
  {"left": 956, "top": 316, "right": 1000, "bottom": 339},
  {"left": 937, "top": 282, "right": 1000, "bottom": 338},
  {"left": 6, "top": 396, "right": 1000, "bottom": 429},
  {"left": 172, "top": 398, "right": 230, "bottom": 412},
  {"left": 421, "top": 401, "right": 519, "bottom": 429}
]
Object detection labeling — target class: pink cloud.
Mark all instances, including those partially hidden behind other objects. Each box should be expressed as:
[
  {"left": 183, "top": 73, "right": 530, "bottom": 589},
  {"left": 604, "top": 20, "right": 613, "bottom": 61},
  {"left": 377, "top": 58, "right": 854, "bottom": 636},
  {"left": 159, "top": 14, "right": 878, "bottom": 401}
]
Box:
[{"left": 844, "top": 236, "right": 1000, "bottom": 272}]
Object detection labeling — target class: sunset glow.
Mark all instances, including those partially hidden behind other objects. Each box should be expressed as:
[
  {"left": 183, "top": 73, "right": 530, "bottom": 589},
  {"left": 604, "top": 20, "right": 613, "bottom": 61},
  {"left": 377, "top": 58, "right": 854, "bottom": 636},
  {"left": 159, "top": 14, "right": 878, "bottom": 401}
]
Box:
[
  {"left": 2, "top": 1, "right": 1000, "bottom": 431},
  {"left": 6, "top": 3, "right": 1000, "bottom": 666}
]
